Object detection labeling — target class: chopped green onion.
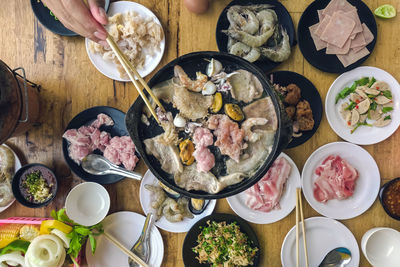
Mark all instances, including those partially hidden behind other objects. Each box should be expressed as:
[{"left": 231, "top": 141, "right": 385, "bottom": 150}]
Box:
[
  {"left": 382, "top": 107, "right": 393, "bottom": 113},
  {"left": 384, "top": 115, "right": 391, "bottom": 120},
  {"left": 367, "top": 77, "right": 376, "bottom": 87},
  {"left": 382, "top": 90, "right": 392, "bottom": 99}
]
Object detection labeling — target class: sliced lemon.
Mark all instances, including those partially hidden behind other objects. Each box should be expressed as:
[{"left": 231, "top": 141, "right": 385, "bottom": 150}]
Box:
[{"left": 374, "top": 4, "right": 396, "bottom": 18}]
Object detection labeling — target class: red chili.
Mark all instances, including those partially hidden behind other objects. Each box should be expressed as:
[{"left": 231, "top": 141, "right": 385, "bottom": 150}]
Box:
[
  {"left": 376, "top": 86, "right": 380, "bottom": 90},
  {"left": 355, "top": 105, "right": 359, "bottom": 109},
  {"left": 355, "top": 99, "right": 360, "bottom": 104},
  {"left": 347, "top": 121, "right": 351, "bottom": 126}
]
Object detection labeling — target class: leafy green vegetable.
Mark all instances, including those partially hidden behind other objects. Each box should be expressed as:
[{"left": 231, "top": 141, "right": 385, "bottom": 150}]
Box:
[
  {"left": 345, "top": 101, "right": 356, "bottom": 110},
  {"left": 356, "top": 77, "right": 370, "bottom": 86},
  {"left": 382, "top": 90, "right": 392, "bottom": 99},
  {"left": 384, "top": 115, "right": 391, "bottom": 120},
  {"left": 367, "top": 77, "right": 376, "bottom": 87},
  {"left": 351, "top": 121, "right": 372, "bottom": 134},
  {"left": 370, "top": 101, "right": 377, "bottom": 111},
  {"left": 382, "top": 107, "right": 393, "bottom": 113}
]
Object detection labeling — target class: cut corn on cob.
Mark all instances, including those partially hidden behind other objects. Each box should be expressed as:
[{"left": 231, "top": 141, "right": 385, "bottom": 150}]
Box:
[{"left": 0, "top": 224, "right": 23, "bottom": 248}]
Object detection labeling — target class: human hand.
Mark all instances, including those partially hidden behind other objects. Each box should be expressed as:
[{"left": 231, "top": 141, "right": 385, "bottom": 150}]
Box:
[{"left": 41, "top": 0, "right": 108, "bottom": 44}]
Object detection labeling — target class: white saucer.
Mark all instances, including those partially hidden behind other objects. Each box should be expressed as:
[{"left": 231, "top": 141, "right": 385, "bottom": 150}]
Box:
[
  {"left": 139, "top": 170, "right": 216, "bottom": 233},
  {"left": 85, "top": 1, "right": 165, "bottom": 81},
  {"left": 227, "top": 153, "right": 301, "bottom": 224},
  {"left": 0, "top": 144, "right": 21, "bottom": 213}
]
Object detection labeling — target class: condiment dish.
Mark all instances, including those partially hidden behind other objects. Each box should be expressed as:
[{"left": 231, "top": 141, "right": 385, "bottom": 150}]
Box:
[
  {"left": 379, "top": 177, "right": 400, "bottom": 220},
  {"left": 65, "top": 182, "right": 110, "bottom": 226}
]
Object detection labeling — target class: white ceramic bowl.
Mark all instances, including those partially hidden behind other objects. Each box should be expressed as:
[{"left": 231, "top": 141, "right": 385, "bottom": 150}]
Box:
[
  {"left": 361, "top": 227, "right": 400, "bottom": 266},
  {"left": 65, "top": 182, "right": 110, "bottom": 226}
]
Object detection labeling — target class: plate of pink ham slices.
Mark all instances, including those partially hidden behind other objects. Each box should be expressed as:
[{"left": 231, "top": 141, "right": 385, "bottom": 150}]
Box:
[
  {"left": 301, "top": 142, "right": 380, "bottom": 220},
  {"left": 227, "top": 153, "right": 300, "bottom": 224}
]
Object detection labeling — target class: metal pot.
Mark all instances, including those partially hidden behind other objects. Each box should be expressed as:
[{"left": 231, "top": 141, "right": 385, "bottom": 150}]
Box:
[
  {"left": 0, "top": 60, "right": 40, "bottom": 144},
  {"left": 125, "top": 51, "right": 292, "bottom": 199}
]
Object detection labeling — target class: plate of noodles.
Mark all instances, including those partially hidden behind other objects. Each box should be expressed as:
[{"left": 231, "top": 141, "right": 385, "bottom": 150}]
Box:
[{"left": 85, "top": 1, "right": 165, "bottom": 81}]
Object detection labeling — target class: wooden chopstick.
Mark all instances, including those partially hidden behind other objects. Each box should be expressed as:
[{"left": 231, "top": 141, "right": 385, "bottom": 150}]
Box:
[
  {"left": 296, "top": 188, "right": 309, "bottom": 267},
  {"left": 105, "top": 35, "right": 164, "bottom": 125},
  {"left": 104, "top": 232, "right": 149, "bottom": 267}
]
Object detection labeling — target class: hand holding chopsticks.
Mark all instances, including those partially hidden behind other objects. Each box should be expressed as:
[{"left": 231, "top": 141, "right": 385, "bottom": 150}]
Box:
[
  {"left": 105, "top": 34, "right": 165, "bottom": 125},
  {"left": 296, "top": 187, "right": 309, "bottom": 267}
]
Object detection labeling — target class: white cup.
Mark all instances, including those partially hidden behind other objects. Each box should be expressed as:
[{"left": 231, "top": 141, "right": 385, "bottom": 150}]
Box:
[{"left": 361, "top": 227, "right": 400, "bottom": 267}]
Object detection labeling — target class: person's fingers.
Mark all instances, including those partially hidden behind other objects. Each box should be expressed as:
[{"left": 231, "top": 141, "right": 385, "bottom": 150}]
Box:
[{"left": 88, "top": 0, "right": 108, "bottom": 25}]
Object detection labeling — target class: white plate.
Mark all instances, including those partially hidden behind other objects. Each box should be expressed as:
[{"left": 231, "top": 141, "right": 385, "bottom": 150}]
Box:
[
  {"left": 86, "top": 211, "right": 164, "bottom": 267},
  {"left": 0, "top": 144, "right": 21, "bottom": 213},
  {"left": 140, "top": 170, "right": 216, "bottom": 233},
  {"left": 301, "top": 142, "right": 380, "bottom": 220},
  {"left": 226, "top": 153, "right": 301, "bottom": 224},
  {"left": 281, "top": 217, "right": 360, "bottom": 267},
  {"left": 85, "top": 1, "right": 165, "bottom": 81},
  {"left": 325, "top": 66, "right": 400, "bottom": 145}
]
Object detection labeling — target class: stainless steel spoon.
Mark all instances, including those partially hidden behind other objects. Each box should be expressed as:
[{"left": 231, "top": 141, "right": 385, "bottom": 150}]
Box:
[
  {"left": 319, "top": 247, "right": 352, "bottom": 267},
  {"left": 129, "top": 212, "right": 153, "bottom": 267},
  {"left": 82, "top": 154, "right": 142, "bottom": 181}
]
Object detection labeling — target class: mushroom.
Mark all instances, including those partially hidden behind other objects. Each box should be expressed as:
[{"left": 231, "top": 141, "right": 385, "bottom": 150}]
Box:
[
  {"left": 374, "top": 116, "right": 391, "bottom": 127},
  {"left": 364, "top": 88, "right": 380, "bottom": 95},
  {"left": 350, "top": 109, "right": 359, "bottom": 126},
  {"left": 355, "top": 88, "right": 368, "bottom": 99},
  {"left": 371, "top": 81, "right": 390, "bottom": 91},
  {"left": 375, "top": 95, "right": 391, "bottom": 105},
  {"left": 357, "top": 99, "right": 370, "bottom": 114}
]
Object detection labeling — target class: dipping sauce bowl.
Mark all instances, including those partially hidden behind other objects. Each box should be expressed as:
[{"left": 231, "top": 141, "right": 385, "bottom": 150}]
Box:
[
  {"left": 379, "top": 177, "right": 400, "bottom": 220},
  {"left": 361, "top": 227, "right": 400, "bottom": 266}
]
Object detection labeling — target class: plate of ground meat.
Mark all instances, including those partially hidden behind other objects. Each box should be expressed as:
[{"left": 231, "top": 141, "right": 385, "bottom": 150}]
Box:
[{"left": 268, "top": 71, "right": 322, "bottom": 148}]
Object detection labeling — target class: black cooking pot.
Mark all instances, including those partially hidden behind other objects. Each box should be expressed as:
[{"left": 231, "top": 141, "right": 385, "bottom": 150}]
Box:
[{"left": 126, "top": 51, "right": 292, "bottom": 199}]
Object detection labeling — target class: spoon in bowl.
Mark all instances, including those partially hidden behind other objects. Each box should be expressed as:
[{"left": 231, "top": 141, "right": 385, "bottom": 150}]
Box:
[
  {"left": 319, "top": 247, "right": 352, "bottom": 267},
  {"left": 82, "top": 154, "right": 142, "bottom": 181}
]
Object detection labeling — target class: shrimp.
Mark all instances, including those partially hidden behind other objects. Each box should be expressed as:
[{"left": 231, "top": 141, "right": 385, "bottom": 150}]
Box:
[
  {"left": 260, "top": 27, "right": 291, "bottom": 62},
  {"left": 162, "top": 198, "right": 184, "bottom": 222},
  {"left": 223, "top": 9, "right": 277, "bottom": 48},
  {"left": 173, "top": 65, "right": 208, "bottom": 92},
  {"left": 144, "top": 184, "right": 167, "bottom": 210},
  {"left": 229, "top": 42, "right": 261, "bottom": 62},
  {"left": 242, "top": 118, "right": 268, "bottom": 142},
  {"left": 227, "top": 6, "right": 259, "bottom": 35}
]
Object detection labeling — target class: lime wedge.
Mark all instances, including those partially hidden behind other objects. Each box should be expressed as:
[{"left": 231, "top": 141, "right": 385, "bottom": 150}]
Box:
[{"left": 374, "top": 4, "right": 396, "bottom": 18}]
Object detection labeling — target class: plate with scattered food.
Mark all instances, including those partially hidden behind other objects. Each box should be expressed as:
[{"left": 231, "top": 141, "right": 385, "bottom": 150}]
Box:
[
  {"left": 85, "top": 1, "right": 165, "bottom": 81},
  {"left": 301, "top": 142, "right": 380, "bottom": 220},
  {"left": 182, "top": 213, "right": 260, "bottom": 267},
  {"left": 326, "top": 66, "right": 400, "bottom": 145},
  {"left": 140, "top": 170, "right": 216, "bottom": 233},
  {"left": 227, "top": 152, "right": 300, "bottom": 224},
  {"left": 216, "top": 0, "right": 296, "bottom": 72},
  {"left": 62, "top": 106, "right": 140, "bottom": 184},
  {"left": 281, "top": 216, "right": 360, "bottom": 267},
  {"left": 268, "top": 71, "right": 322, "bottom": 148},
  {"left": 0, "top": 145, "right": 21, "bottom": 213},
  {"left": 298, "top": 0, "right": 377, "bottom": 73}
]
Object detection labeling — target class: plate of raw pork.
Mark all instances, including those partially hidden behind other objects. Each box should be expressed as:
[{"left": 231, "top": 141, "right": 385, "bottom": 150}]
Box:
[
  {"left": 297, "top": 0, "right": 377, "bottom": 73},
  {"left": 227, "top": 153, "right": 300, "bottom": 224},
  {"left": 62, "top": 106, "right": 140, "bottom": 184},
  {"left": 301, "top": 142, "right": 380, "bottom": 219}
]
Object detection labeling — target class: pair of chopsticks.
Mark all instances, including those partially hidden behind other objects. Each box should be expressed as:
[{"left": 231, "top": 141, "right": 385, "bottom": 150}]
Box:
[
  {"left": 104, "top": 232, "right": 149, "bottom": 267},
  {"left": 296, "top": 188, "right": 309, "bottom": 267},
  {"left": 105, "top": 35, "right": 165, "bottom": 125}
]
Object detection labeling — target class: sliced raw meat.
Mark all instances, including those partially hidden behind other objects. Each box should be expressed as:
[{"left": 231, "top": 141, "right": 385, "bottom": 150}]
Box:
[
  {"left": 337, "top": 47, "right": 370, "bottom": 67},
  {"left": 326, "top": 38, "right": 351, "bottom": 54},
  {"left": 193, "top": 127, "right": 215, "bottom": 172},
  {"left": 313, "top": 155, "right": 358, "bottom": 203},
  {"left": 243, "top": 97, "right": 278, "bottom": 131},
  {"left": 315, "top": 15, "right": 332, "bottom": 37},
  {"left": 352, "top": 23, "right": 374, "bottom": 52},
  {"left": 103, "top": 136, "right": 139, "bottom": 171},
  {"left": 350, "top": 32, "right": 366, "bottom": 49},
  {"left": 309, "top": 23, "right": 328, "bottom": 51},
  {"left": 320, "top": 12, "right": 355, "bottom": 48},
  {"left": 63, "top": 129, "right": 91, "bottom": 147},
  {"left": 245, "top": 157, "right": 291, "bottom": 212},
  {"left": 345, "top": 9, "right": 363, "bottom": 36},
  {"left": 317, "top": 9, "right": 325, "bottom": 21},
  {"left": 91, "top": 113, "right": 114, "bottom": 128},
  {"left": 322, "top": 0, "right": 356, "bottom": 16}
]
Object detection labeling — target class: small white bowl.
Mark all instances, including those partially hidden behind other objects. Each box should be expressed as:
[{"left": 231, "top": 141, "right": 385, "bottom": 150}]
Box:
[
  {"left": 361, "top": 227, "right": 400, "bottom": 266},
  {"left": 65, "top": 182, "right": 110, "bottom": 226}
]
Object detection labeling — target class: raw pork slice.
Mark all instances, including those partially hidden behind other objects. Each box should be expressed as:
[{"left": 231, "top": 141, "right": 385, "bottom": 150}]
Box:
[
  {"left": 313, "top": 155, "right": 358, "bottom": 203},
  {"left": 320, "top": 12, "right": 355, "bottom": 48},
  {"left": 326, "top": 38, "right": 351, "bottom": 55},
  {"left": 103, "top": 136, "right": 139, "bottom": 171},
  {"left": 91, "top": 113, "right": 114, "bottom": 128},
  {"left": 322, "top": 0, "right": 356, "bottom": 16},
  {"left": 193, "top": 127, "right": 215, "bottom": 172},
  {"left": 337, "top": 47, "right": 370, "bottom": 67},
  {"left": 315, "top": 15, "right": 332, "bottom": 37},
  {"left": 309, "top": 23, "right": 327, "bottom": 51},
  {"left": 245, "top": 157, "right": 291, "bottom": 212}
]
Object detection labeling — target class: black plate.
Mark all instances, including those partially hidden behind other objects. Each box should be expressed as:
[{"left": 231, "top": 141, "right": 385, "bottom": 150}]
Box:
[
  {"left": 30, "top": 0, "right": 110, "bottom": 36},
  {"left": 126, "top": 51, "right": 293, "bottom": 199},
  {"left": 216, "top": 0, "right": 296, "bottom": 72},
  {"left": 297, "top": 0, "right": 377, "bottom": 73},
  {"left": 62, "top": 106, "right": 131, "bottom": 184},
  {"left": 268, "top": 71, "right": 322, "bottom": 148},
  {"left": 378, "top": 177, "right": 400, "bottom": 221},
  {"left": 12, "top": 163, "right": 58, "bottom": 208},
  {"left": 182, "top": 213, "right": 260, "bottom": 267}
]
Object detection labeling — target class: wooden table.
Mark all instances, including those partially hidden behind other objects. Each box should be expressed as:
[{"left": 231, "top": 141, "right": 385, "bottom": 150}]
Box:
[{"left": 1, "top": 0, "right": 400, "bottom": 266}]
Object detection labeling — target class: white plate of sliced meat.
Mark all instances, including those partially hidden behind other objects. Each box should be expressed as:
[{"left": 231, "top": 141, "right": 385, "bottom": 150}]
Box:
[
  {"left": 326, "top": 66, "right": 400, "bottom": 145},
  {"left": 281, "top": 216, "right": 360, "bottom": 267},
  {"left": 298, "top": 0, "right": 377, "bottom": 73},
  {"left": 301, "top": 142, "right": 380, "bottom": 220},
  {"left": 227, "top": 153, "right": 301, "bottom": 224}
]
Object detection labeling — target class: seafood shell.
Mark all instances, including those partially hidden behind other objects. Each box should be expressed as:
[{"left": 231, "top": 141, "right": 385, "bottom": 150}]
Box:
[{"left": 188, "top": 198, "right": 210, "bottom": 215}]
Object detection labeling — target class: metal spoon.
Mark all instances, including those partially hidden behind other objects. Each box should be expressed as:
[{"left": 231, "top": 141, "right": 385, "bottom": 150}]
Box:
[
  {"left": 319, "top": 247, "right": 352, "bottom": 267},
  {"left": 82, "top": 154, "right": 142, "bottom": 181},
  {"left": 129, "top": 212, "right": 153, "bottom": 267}
]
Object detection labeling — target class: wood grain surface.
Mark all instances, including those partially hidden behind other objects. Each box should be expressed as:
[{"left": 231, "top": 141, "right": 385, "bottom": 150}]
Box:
[{"left": 1, "top": 0, "right": 400, "bottom": 266}]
